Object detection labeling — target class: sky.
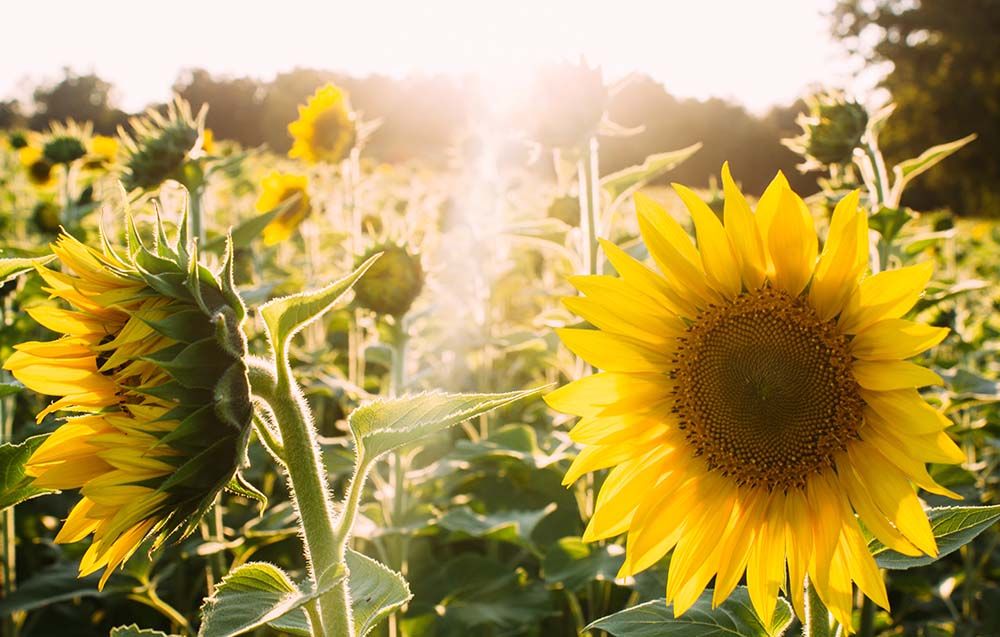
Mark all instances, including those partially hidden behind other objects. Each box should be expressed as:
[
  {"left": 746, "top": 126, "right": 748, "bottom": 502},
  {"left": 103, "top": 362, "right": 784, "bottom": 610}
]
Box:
[{"left": 0, "top": 0, "right": 863, "bottom": 114}]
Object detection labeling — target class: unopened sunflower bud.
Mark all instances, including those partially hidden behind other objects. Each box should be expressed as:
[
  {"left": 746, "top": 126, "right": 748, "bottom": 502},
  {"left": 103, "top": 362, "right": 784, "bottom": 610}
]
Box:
[
  {"left": 353, "top": 243, "right": 424, "bottom": 317},
  {"left": 43, "top": 136, "right": 87, "bottom": 165},
  {"left": 120, "top": 97, "right": 203, "bottom": 191},
  {"left": 3, "top": 220, "right": 252, "bottom": 588},
  {"left": 529, "top": 61, "right": 608, "bottom": 150},
  {"left": 784, "top": 90, "right": 868, "bottom": 168}
]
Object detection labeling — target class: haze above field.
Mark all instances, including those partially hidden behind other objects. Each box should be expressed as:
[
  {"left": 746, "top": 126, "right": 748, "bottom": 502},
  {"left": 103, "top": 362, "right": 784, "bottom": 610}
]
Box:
[{"left": 1, "top": 0, "right": 856, "bottom": 113}]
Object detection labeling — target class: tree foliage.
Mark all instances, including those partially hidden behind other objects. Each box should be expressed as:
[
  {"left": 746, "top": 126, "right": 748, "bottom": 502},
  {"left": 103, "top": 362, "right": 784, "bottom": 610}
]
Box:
[{"left": 832, "top": 0, "right": 1000, "bottom": 216}]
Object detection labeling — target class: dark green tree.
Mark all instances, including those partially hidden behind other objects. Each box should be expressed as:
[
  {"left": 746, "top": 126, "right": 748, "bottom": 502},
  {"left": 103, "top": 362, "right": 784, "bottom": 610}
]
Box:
[
  {"left": 28, "top": 68, "right": 126, "bottom": 134},
  {"left": 831, "top": 0, "right": 999, "bottom": 216}
]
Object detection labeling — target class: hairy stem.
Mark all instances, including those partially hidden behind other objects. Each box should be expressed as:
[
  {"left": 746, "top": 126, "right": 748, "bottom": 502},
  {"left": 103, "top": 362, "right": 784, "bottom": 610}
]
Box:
[
  {"left": 251, "top": 351, "right": 346, "bottom": 635},
  {"left": 804, "top": 578, "right": 832, "bottom": 637}
]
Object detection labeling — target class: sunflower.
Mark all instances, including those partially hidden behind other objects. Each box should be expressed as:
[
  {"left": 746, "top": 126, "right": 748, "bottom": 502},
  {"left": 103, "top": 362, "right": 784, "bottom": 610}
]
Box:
[
  {"left": 257, "top": 172, "right": 312, "bottom": 246},
  {"left": 545, "top": 164, "right": 962, "bottom": 631},
  {"left": 3, "top": 225, "right": 252, "bottom": 588},
  {"left": 287, "top": 84, "right": 357, "bottom": 164},
  {"left": 119, "top": 96, "right": 203, "bottom": 192},
  {"left": 19, "top": 146, "right": 56, "bottom": 188},
  {"left": 84, "top": 135, "right": 119, "bottom": 170}
]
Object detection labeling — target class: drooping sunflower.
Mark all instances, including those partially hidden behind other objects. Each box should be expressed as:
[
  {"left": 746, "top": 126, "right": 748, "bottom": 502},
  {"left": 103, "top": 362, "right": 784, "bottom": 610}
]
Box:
[
  {"left": 287, "top": 84, "right": 357, "bottom": 164},
  {"left": 3, "top": 222, "right": 252, "bottom": 588},
  {"left": 256, "top": 172, "right": 312, "bottom": 246},
  {"left": 545, "top": 164, "right": 962, "bottom": 630}
]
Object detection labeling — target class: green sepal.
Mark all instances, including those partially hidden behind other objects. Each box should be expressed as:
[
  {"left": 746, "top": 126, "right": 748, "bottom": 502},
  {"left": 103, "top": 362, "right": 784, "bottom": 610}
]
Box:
[
  {"left": 226, "top": 471, "right": 267, "bottom": 513},
  {"left": 155, "top": 404, "right": 219, "bottom": 450},
  {"left": 0, "top": 435, "right": 57, "bottom": 512},
  {"left": 0, "top": 255, "right": 55, "bottom": 286},
  {"left": 142, "top": 309, "right": 216, "bottom": 343},
  {"left": 147, "top": 338, "right": 232, "bottom": 390}
]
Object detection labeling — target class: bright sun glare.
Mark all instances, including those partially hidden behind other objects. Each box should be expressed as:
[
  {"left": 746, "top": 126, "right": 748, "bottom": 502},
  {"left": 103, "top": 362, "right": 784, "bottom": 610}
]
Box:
[{"left": 1, "top": 0, "right": 851, "bottom": 112}]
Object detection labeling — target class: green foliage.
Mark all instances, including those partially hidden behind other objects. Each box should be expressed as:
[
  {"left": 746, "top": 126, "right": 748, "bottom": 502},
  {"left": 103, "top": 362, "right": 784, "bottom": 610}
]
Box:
[
  {"left": 586, "top": 588, "right": 794, "bottom": 636},
  {"left": 346, "top": 548, "right": 411, "bottom": 637},
  {"left": 198, "top": 562, "right": 344, "bottom": 637},
  {"left": 110, "top": 627, "right": 178, "bottom": 637},
  {"left": 348, "top": 388, "right": 543, "bottom": 460},
  {"left": 870, "top": 505, "right": 1000, "bottom": 570},
  {"left": 0, "top": 435, "right": 55, "bottom": 512}
]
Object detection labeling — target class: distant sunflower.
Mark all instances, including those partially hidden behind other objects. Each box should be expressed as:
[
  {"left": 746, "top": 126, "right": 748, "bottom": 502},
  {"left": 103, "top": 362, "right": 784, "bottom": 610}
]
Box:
[
  {"left": 84, "top": 135, "right": 119, "bottom": 170},
  {"left": 257, "top": 172, "right": 312, "bottom": 245},
  {"left": 19, "top": 146, "right": 56, "bottom": 188},
  {"left": 3, "top": 228, "right": 252, "bottom": 588},
  {"left": 288, "top": 84, "right": 357, "bottom": 164},
  {"left": 546, "top": 164, "right": 962, "bottom": 630}
]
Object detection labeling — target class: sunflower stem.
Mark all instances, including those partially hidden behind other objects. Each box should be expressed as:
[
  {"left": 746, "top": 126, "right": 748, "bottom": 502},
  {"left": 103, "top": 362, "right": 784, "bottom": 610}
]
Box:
[
  {"left": 804, "top": 578, "right": 832, "bottom": 637},
  {"left": 0, "top": 299, "right": 16, "bottom": 637},
  {"left": 386, "top": 319, "right": 409, "bottom": 637},
  {"left": 189, "top": 185, "right": 206, "bottom": 246},
  {"left": 251, "top": 351, "right": 347, "bottom": 636},
  {"left": 858, "top": 597, "right": 876, "bottom": 637}
]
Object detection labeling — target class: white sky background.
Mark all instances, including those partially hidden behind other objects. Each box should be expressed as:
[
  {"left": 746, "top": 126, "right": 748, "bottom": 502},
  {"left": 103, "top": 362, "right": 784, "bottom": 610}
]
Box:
[{"left": 0, "top": 0, "right": 866, "bottom": 114}]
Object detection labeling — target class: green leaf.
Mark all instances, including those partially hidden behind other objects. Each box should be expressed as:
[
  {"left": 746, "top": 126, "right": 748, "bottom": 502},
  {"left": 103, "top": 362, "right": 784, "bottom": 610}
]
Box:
[
  {"left": 0, "top": 435, "right": 56, "bottom": 512},
  {"left": 110, "top": 626, "right": 179, "bottom": 637},
  {"left": 600, "top": 144, "right": 702, "bottom": 200},
  {"left": 868, "top": 206, "right": 914, "bottom": 245},
  {"left": 437, "top": 504, "right": 555, "bottom": 552},
  {"left": 0, "top": 561, "right": 135, "bottom": 615},
  {"left": 586, "top": 587, "right": 793, "bottom": 636},
  {"left": 347, "top": 549, "right": 412, "bottom": 637},
  {"left": 349, "top": 388, "right": 543, "bottom": 461},
  {"left": 0, "top": 255, "right": 54, "bottom": 286},
  {"left": 202, "top": 198, "right": 294, "bottom": 253},
  {"left": 226, "top": 471, "right": 267, "bottom": 511},
  {"left": 260, "top": 254, "right": 379, "bottom": 357},
  {"left": 893, "top": 134, "right": 976, "bottom": 191},
  {"left": 870, "top": 505, "right": 1000, "bottom": 570},
  {"left": 542, "top": 536, "right": 626, "bottom": 591},
  {"left": 198, "top": 561, "right": 344, "bottom": 637},
  {"left": 0, "top": 381, "right": 24, "bottom": 398}
]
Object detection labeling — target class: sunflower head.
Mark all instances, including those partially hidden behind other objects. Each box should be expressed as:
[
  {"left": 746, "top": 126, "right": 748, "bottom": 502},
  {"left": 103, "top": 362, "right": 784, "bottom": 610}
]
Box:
[
  {"left": 83, "top": 134, "right": 119, "bottom": 170},
  {"left": 529, "top": 60, "right": 608, "bottom": 150},
  {"left": 3, "top": 213, "right": 253, "bottom": 588},
  {"left": 120, "top": 96, "right": 204, "bottom": 192},
  {"left": 256, "top": 172, "right": 312, "bottom": 246},
  {"left": 44, "top": 136, "right": 87, "bottom": 166},
  {"left": 287, "top": 83, "right": 357, "bottom": 164},
  {"left": 8, "top": 130, "right": 29, "bottom": 150},
  {"left": 32, "top": 200, "right": 62, "bottom": 234},
  {"left": 547, "top": 164, "right": 961, "bottom": 630},
  {"left": 352, "top": 243, "right": 424, "bottom": 317},
  {"left": 18, "top": 146, "right": 55, "bottom": 188},
  {"left": 785, "top": 90, "right": 868, "bottom": 168}
]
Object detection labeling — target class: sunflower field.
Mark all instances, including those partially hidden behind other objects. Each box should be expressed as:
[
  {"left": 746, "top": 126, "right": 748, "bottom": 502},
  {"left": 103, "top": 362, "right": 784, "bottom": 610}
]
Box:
[{"left": 0, "top": 54, "right": 998, "bottom": 637}]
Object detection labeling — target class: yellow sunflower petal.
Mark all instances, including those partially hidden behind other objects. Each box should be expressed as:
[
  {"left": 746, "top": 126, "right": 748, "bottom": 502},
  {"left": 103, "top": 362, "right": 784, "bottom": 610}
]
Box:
[
  {"left": 852, "top": 360, "right": 943, "bottom": 391},
  {"left": 840, "top": 262, "right": 935, "bottom": 334},
  {"left": 721, "top": 163, "right": 767, "bottom": 290},
  {"left": 860, "top": 389, "right": 951, "bottom": 434},
  {"left": 766, "top": 188, "right": 817, "bottom": 297},
  {"left": 851, "top": 319, "right": 949, "bottom": 360},
  {"left": 673, "top": 183, "right": 742, "bottom": 298},
  {"left": 746, "top": 493, "right": 787, "bottom": 627},
  {"left": 599, "top": 238, "right": 698, "bottom": 318},
  {"left": 557, "top": 328, "right": 671, "bottom": 372},
  {"left": 809, "top": 190, "right": 866, "bottom": 320}
]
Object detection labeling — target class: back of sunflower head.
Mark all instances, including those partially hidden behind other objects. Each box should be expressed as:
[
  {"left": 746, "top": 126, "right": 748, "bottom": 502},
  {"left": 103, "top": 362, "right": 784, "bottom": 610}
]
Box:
[{"left": 3, "top": 207, "right": 253, "bottom": 587}]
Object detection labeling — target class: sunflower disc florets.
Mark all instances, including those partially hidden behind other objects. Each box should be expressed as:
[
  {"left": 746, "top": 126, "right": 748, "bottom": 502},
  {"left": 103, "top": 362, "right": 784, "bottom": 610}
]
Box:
[{"left": 3, "top": 213, "right": 252, "bottom": 587}]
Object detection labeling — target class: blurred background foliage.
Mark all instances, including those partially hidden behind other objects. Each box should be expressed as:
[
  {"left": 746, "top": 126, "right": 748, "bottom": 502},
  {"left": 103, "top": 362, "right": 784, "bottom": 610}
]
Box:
[{"left": 0, "top": 0, "right": 995, "bottom": 217}]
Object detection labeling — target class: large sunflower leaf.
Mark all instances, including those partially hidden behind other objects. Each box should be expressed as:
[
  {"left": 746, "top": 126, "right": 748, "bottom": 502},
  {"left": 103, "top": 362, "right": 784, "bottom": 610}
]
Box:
[
  {"left": 0, "top": 561, "right": 134, "bottom": 615},
  {"left": 0, "top": 435, "right": 56, "bottom": 512},
  {"left": 348, "top": 388, "right": 543, "bottom": 461},
  {"left": 347, "top": 548, "right": 411, "bottom": 637},
  {"left": 198, "top": 561, "right": 344, "bottom": 637},
  {"left": 893, "top": 134, "right": 976, "bottom": 191},
  {"left": 870, "top": 505, "right": 1000, "bottom": 570},
  {"left": 600, "top": 144, "right": 703, "bottom": 200},
  {"left": 586, "top": 587, "right": 793, "bottom": 636},
  {"left": 260, "top": 255, "right": 378, "bottom": 357},
  {"left": 542, "top": 536, "right": 626, "bottom": 591}
]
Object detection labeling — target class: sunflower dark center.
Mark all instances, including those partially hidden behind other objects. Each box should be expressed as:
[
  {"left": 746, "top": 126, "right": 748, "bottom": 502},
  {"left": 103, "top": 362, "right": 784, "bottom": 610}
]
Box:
[
  {"left": 312, "top": 109, "right": 352, "bottom": 152},
  {"left": 672, "top": 287, "right": 863, "bottom": 491}
]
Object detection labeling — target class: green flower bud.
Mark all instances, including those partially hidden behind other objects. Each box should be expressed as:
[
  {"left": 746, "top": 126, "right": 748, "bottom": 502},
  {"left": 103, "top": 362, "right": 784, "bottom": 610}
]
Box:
[{"left": 353, "top": 243, "right": 424, "bottom": 317}]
